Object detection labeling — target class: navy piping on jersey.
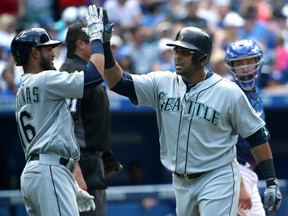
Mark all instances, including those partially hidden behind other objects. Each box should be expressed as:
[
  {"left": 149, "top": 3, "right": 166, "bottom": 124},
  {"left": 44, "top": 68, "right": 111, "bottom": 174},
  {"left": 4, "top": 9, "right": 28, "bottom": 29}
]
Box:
[
  {"left": 50, "top": 166, "right": 62, "bottom": 216},
  {"left": 175, "top": 71, "right": 223, "bottom": 173},
  {"left": 111, "top": 72, "right": 138, "bottom": 104},
  {"left": 175, "top": 109, "right": 182, "bottom": 173},
  {"left": 229, "top": 162, "right": 236, "bottom": 216},
  {"left": 185, "top": 72, "right": 221, "bottom": 173}
]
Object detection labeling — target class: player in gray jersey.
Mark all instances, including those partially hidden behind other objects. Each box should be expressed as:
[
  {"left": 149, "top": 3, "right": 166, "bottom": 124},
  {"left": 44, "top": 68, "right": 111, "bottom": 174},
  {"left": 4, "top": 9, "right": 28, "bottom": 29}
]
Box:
[
  {"left": 100, "top": 13, "right": 282, "bottom": 216},
  {"left": 11, "top": 5, "right": 105, "bottom": 216}
]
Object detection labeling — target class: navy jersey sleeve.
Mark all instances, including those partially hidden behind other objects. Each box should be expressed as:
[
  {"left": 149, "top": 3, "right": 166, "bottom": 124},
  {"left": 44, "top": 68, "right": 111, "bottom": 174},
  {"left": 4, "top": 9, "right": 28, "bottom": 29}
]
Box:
[{"left": 111, "top": 73, "right": 138, "bottom": 105}]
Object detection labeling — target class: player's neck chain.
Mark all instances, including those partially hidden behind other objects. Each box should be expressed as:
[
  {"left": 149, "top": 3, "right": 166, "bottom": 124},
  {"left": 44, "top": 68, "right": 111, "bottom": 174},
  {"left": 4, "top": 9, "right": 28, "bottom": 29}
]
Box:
[
  {"left": 185, "top": 71, "right": 206, "bottom": 90},
  {"left": 203, "top": 71, "right": 207, "bottom": 80},
  {"left": 185, "top": 70, "right": 208, "bottom": 92}
]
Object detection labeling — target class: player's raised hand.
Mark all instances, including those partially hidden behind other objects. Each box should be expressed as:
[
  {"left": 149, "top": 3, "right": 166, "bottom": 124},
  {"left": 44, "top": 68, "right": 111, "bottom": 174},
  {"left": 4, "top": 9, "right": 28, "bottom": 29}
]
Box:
[
  {"left": 83, "top": 5, "right": 104, "bottom": 42},
  {"left": 263, "top": 178, "right": 282, "bottom": 214},
  {"left": 103, "top": 9, "right": 114, "bottom": 44}
]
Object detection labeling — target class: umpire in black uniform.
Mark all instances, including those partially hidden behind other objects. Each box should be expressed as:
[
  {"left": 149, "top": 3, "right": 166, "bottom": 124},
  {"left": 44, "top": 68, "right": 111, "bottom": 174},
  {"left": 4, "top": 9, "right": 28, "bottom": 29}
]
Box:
[{"left": 60, "top": 20, "right": 123, "bottom": 216}]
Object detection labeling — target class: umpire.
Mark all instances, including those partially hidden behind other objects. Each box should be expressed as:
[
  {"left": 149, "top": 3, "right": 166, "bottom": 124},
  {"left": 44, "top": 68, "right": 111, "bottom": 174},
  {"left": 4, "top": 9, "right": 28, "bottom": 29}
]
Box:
[{"left": 60, "top": 19, "right": 123, "bottom": 216}]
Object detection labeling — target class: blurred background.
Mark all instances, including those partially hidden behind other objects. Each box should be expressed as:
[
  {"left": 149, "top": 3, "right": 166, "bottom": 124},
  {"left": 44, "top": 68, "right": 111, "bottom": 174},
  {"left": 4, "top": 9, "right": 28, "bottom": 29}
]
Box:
[{"left": 1, "top": 0, "right": 288, "bottom": 215}]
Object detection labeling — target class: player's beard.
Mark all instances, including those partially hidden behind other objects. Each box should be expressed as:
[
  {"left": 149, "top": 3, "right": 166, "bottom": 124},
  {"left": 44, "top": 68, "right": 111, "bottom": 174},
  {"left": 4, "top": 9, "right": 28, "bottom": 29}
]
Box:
[{"left": 39, "top": 52, "right": 56, "bottom": 70}]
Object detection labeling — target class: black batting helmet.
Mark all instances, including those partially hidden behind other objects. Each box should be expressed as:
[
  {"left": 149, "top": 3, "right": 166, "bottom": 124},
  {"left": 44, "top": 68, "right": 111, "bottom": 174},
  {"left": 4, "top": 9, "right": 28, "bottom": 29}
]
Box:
[
  {"left": 11, "top": 28, "right": 62, "bottom": 66},
  {"left": 167, "top": 27, "right": 213, "bottom": 67}
]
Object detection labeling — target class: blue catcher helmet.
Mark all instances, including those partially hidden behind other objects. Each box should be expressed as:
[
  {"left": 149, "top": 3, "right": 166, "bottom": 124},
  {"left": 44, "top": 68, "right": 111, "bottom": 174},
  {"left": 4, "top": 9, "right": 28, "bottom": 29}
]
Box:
[{"left": 225, "top": 39, "right": 263, "bottom": 91}]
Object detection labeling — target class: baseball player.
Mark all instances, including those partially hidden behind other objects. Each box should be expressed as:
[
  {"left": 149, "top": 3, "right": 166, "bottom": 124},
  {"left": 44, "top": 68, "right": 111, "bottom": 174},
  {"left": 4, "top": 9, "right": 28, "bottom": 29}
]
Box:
[
  {"left": 11, "top": 5, "right": 105, "bottom": 216},
  {"left": 101, "top": 16, "right": 282, "bottom": 216},
  {"left": 60, "top": 19, "right": 123, "bottom": 216},
  {"left": 225, "top": 39, "right": 266, "bottom": 216}
]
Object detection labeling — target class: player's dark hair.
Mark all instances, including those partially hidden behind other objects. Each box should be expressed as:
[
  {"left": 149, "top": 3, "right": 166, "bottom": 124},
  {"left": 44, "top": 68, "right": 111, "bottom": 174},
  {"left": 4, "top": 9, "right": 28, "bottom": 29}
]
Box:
[{"left": 65, "top": 20, "right": 90, "bottom": 57}]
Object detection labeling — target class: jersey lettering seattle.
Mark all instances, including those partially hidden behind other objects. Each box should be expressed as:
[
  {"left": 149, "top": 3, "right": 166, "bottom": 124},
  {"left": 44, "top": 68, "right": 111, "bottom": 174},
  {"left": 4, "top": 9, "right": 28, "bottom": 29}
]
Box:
[
  {"left": 16, "top": 87, "right": 40, "bottom": 108},
  {"left": 158, "top": 92, "right": 220, "bottom": 126}
]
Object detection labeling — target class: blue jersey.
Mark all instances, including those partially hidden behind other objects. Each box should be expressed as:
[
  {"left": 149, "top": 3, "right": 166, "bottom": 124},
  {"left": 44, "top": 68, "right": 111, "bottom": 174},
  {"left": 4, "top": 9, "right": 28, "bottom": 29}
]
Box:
[{"left": 237, "top": 87, "right": 265, "bottom": 167}]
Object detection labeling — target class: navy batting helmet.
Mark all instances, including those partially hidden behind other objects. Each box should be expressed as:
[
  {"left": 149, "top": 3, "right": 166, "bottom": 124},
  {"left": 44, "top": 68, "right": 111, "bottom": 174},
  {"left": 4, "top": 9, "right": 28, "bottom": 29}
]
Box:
[
  {"left": 11, "top": 28, "right": 62, "bottom": 66},
  {"left": 167, "top": 27, "right": 213, "bottom": 67}
]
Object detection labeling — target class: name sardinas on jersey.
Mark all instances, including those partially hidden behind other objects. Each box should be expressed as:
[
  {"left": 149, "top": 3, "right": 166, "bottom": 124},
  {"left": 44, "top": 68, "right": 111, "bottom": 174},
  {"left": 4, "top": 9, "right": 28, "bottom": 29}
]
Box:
[
  {"left": 17, "top": 87, "right": 40, "bottom": 109},
  {"left": 158, "top": 92, "right": 220, "bottom": 126}
]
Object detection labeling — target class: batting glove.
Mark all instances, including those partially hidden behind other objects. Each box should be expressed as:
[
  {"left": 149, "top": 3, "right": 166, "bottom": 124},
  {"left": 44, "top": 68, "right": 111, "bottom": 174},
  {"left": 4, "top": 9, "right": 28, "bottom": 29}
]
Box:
[
  {"left": 263, "top": 178, "right": 282, "bottom": 214},
  {"left": 76, "top": 183, "right": 96, "bottom": 212},
  {"left": 82, "top": 5, "right": 104, "bottom": 42},
  {"left": 103, "top": 9, "right": 114, "bottom": 44}
]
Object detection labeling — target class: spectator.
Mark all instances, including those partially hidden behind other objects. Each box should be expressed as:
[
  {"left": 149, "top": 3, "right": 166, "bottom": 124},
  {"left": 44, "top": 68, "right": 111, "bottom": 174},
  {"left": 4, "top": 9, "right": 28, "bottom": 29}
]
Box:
[
  {"left": 0, "top": 13, "right": 17, "bottom": 50},
  {"left": 140, "top": 2, "right": 167, "bottom": 31},
  {"left": 163, "top": 0, "right": 186, "bottom": 23},
  {"left": 122, "top": 26, "right": 155, "bottom": 74},
  {"left": 151, "top": 37, "right": 175, "bottom": 72},
  {"left": 209, "top": 48, "right": 231, "bottom": 79},
  {"left": 239, "top": 5, "right": 277, "bottom": 50},
  {"left": 0, "top": 46, "right": 7, "bottom": 91},
  {"left": 54, "top": 6, "right": 81, "bottom": 41},
  {"left": 0, "top": 66, "right": 18, "bottom": 96},
  {"left": 55, "top": 0, "right": 87, "bottom": 21},
  {"left": 17, "top": 0, "right": 55, "bottom": 28},
  {"left": 117, "top": 47, "right": 135, "bottom": 74},
  {"left": 197, "top": 0, "right": 221, "bottom": 27},
  {"left": 213, "top": 11, "right": 245, "bottom": 51},
  {"left": 154, "top": 21, "right": 174, "bottom": 40},
  {"left": 104, "top": 0, "right": 142, "bottom": 32},
  {"left": 265, "top": 36, "right": 288, "bottom": 88},
  {"left": 180, "top": 0, "right": 208, "bottom": 30},
  {"left": 212, "top": 0, "right": 232, "bottom": 29}
]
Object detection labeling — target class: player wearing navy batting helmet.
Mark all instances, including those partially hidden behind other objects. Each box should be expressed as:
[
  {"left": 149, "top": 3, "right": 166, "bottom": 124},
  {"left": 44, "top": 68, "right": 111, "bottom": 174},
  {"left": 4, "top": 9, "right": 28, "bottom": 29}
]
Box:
[
  {"left": 11, "top": 5, "right": 108, "bottom": 215},
  {"left": 101, "top": 11, "right": 282, "bottom": 215},
  {"left": 11, "top": 28, "right": 62, "bottom": 66}
]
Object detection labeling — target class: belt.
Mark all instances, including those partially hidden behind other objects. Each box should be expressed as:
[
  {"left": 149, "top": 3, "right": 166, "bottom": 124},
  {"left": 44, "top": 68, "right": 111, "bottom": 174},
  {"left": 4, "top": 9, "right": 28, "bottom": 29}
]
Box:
[
  {"left": 174, "top": 172, "right": 205, "bottom": 181},
  {"left": 28, "top": 154, "right": 75, "bottom": 172}
]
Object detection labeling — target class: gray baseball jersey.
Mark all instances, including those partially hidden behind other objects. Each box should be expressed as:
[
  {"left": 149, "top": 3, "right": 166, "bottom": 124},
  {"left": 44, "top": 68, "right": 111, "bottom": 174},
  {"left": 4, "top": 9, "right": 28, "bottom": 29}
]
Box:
[
  {"left": 131, "top": 71, "right": 265, "bottom": 174},
  {"left": 16, "top": 70, "right": 84, "bottom": 161}
]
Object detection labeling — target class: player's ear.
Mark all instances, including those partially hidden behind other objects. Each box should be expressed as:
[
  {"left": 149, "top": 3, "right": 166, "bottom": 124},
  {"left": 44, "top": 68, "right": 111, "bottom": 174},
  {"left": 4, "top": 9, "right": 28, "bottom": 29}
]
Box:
[
  {"left": 76, "top": 39, "right": 89, "bottom": 50},
  {"left": 28, "top": 48, "right": 39, "bottom": 60},
  {"left": 30, "top": 48, "right": 39, "bottom": 60},
  {"left": 199, "top": 54, "right": 209, "bottom": 65}
]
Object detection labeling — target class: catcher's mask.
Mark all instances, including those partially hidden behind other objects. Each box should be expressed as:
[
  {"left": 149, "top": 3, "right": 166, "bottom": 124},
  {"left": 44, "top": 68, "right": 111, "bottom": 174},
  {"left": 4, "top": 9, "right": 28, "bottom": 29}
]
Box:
[{"left": 225, "top": 39, "right": 263, "bottom": 91}]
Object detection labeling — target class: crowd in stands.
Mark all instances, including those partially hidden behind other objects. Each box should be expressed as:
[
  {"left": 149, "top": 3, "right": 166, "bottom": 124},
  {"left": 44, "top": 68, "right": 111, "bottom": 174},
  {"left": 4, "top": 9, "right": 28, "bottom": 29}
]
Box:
[
  {"left": 1, "top": 0, "right": 288, "bottom": 189},
  {"left": 1, "top": 0, "right": 288, "bottom": 97}
]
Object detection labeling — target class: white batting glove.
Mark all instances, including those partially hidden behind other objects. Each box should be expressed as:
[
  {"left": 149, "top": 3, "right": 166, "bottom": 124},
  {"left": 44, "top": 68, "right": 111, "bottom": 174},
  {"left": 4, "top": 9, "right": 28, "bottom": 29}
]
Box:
[
  {"left": 75, "top": 183, "right": 96, "bottom": 212},
  {"left": 83, "top": 5, "right": 104, "bottom": 42}
]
